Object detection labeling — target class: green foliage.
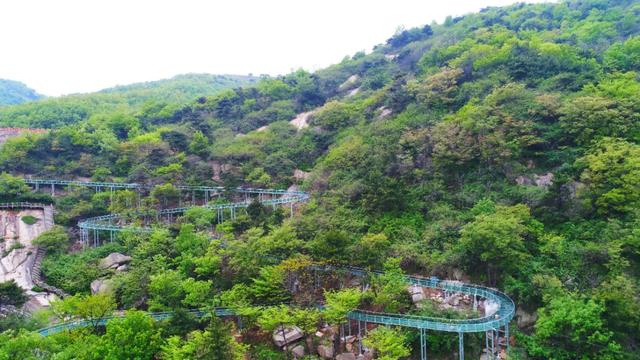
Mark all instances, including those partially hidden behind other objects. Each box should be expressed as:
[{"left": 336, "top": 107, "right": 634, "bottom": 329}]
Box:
[
  {"left": 250, "top": 266, "right": 290, "bottom": 304},
  {"left": 362, "top": 326, "right": 411, "bottom": 360},
  {"left": 525, "top": 292, "right": 623, "bottom": 360},
  {"left": 0, "top": 74, "right": 256, "bottom": 128},
  {"left": 32, "top": 226, "right": 69, "bottom": 253},
  {"left": 0, "top": 280, "right": 27, "bottom": 307},
  {"left": 3, "top": 1, "right": 640, "bottom": 358},
  {"left": 41, "top": 243, "right": 124, "bottom": 294},
  {"left": 0, "top": 173, "right": 31, "bottom": 202},
  {"left": 578, "top": 138, "right": 640, "bottom": 215},
  {"left": 324, "top": 288, "right": 363, "bottom": 325},
  {"left": 102, "top": 311, "right": 162, "bottom": 360},
  {"left": 604, "top": 36, "right": 640, "bottom": 71},
  {"left": 162, "top": 316, "right": 245, "bottom": 360},
  {"left": 370, "top": 258, "right": 410, "bottom": 313},
  {"left": 20, "top": 215, "right": 38, "bottom": 225},
  {"left": 455, "top": 202, "right": 539, "bottom": 285}
]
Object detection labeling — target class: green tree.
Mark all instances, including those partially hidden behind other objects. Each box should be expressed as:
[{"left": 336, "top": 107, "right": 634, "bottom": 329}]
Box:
[
  {"left": 291, "top": 308, "right": 321, "bottom": 354},
  {"left": 0, "top": 281, "right": 27, "bottom": 307},
  {"left": 182, "top": 207, "right": 215, "bottom": 231},
  {"left": 188, "top": 130, "right": 210, "bottom": 156},
  {"left": 526, "top": 293, "right": 623, "bottom": 360},
  {"left": 456, "top": 202, "right": 537, "bottom": 285},
  {"left": 0, "top": 173, "right": 30, "bottom": 202},
  {"left": 250, "top": 266, "right": 290, "bottom": 304},
  {"left": 604, "top": 36, "right": 640, "bottom": 71},
  {"left": 103, "top": 311, "right": 162, "bottom": 360},
  {"left": 75, "top": 293, "right": 117, "bottom": 332},
  {"left": 370, "top": 258, "right": 410, "bottom": 313},
  {"left": 578, "top": 138, "right": 640, "bottom": 216},
  {"left": 257, "top": 305, "right": 294, "bottom": 359},
  {"left": 363, "top": 326, "right": 411, "bottom": 360},
  {"left": 354, "top": 233, "right": 391, "bottom": 269},
  {"left": 0, "top": 330, "right": 58, "bottom": 360},
  {"left": 151, "top": 183, "right": 180, "bottom": 208},
  {"left": 162, "top": 316, "right": 245, "bottom": 360},
  {"left": 324, "top": 288, "right": 363, "bottom": 354},
  {"left": 559, "top": 96, "right": 640, "bottom": 145},
  {"left": 32, "top": 225, "right": 70, "bottom": 253},
  {"left": 148, "top": 270, "right": 185, "bottom": 311}
]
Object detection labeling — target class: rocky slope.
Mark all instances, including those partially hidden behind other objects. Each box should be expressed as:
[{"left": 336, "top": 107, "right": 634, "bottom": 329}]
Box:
[{"left": 0, "top": 206, "right": 57, "bottom": 311}]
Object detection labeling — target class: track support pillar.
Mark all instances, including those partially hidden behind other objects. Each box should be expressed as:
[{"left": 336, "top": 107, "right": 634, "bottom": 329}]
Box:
[
  {"left": 420, "top": 328, "right": 427, "bottom": 360},
  {"left": 458, "top": 332, "right": 464, "bottom": 360}
]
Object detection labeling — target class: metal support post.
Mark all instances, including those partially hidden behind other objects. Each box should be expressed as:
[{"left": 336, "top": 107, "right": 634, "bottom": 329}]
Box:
[
  {"left": 51, "top": 184, "right": 55, "bottom": 196},
  {"left": 490, "top": 329, "right": 495, "bottom": 360},
  {"left": 458, "top": 332, "right": 464, "bottom": 360},
  {"left": 358, "top": 321, "right": 362, "bottom": 354},
  {"left": 505, "top": 323, "right": 510, "bottom": 354},
  {"left": 495, "top": 328, "right": 500, "bottom": 358},
  {"left": 420, "top": 328, "right": 427, "bottom": 360}
]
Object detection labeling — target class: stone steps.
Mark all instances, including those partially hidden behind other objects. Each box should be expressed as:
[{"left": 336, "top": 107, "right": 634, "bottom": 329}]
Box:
[{"left": 31, "top": 247, "right": 69, "bottom": 298}]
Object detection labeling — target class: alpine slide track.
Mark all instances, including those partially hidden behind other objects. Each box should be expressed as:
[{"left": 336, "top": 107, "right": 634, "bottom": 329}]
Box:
[{"left": 12, "top": 178, "right": 514, "bottom": 359}]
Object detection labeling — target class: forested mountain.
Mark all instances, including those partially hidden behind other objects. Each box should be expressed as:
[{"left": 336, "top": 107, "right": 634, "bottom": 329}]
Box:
[
  {"left": 0, "top": 79, "right": 42, "bottom": 106},
  {"left": 1, "top": 0, "right": 640, "bottom": 359},
  {"left": 0, "top": 73, "right": 258, "bottom": 128}
]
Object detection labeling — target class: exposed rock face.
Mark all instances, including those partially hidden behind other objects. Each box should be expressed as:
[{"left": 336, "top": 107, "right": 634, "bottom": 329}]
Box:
[
  {"left": 346, "top": 87, "right": 361, "bottom": 97},
  {"left": 0, "top": 128, "right": 47, "bottom": 145},
  {"left": 339, "top": 75, "right": 359, "bottom": 91},
  {"left": 408, "top": 285, "right": 425, "bottom": 303},
  {"left": 516, "top": 172, "right": 554, "bottom": 188},
  {"left": 317, "top": 344, "right": 334, "bottom": 359},
  {"left": 290, "top": 111, "right": 313, "bottom": 131},
  {"left": 99, "top": 253, "right": 132, "bottom": 269},
  {"left": 90, "top": 279, "right": 114, "bottom": 295},
  {"left": 23, "top": 293, "right": 57, "bottom": 313},
  {"left": 516, "top": 308, "right": 538, "bottom": 329},
  {"left": 273, "top": 326, "right": 304, "bottom": 348},
  {"left": 291, "top": 344, "right": 305, "bottom": 358},
  {"left": 293, "top": 169, "right": 310, "bottom": 182},
  {"left": 0, "top": 208, "right": 51, "bottom": 290},
  {"left": 534, "top": 172, "right": 554, "bottom": 187},
  {"left": 336, "top": 353, "right": 357, "bottom": 360},
  {"left": 377, "top": 107, "right": 392, "bottom": 119}
]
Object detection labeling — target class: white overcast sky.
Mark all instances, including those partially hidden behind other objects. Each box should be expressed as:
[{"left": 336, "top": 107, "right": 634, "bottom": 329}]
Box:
[{"left": 0, "top": 0, "right": 552, "bottom": 96}]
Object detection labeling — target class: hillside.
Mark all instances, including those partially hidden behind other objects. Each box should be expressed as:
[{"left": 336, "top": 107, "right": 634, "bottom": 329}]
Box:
[
  {"left": 0, "top": 79, "right": 42, "bottom": 106},
  {"left": 1, "top": 0, "right": 639, "bottom": 359},
  {"left": 0, "top": 73, "right": 258, "bottom": 128}
]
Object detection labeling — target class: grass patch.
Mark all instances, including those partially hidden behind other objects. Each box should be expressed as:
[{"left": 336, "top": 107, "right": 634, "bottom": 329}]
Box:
[{"left": 21, "top": 215, "right": 39, "bottom": 225}]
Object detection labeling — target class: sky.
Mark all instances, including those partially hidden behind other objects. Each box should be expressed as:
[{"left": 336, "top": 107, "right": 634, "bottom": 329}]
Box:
[{"left": 0, "top": 0, "right": 552, "bottom": 96}]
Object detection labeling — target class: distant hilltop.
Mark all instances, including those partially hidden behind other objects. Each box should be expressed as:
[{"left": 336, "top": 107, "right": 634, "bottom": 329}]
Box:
[
  {"left": 0, "top": 79, "right": 43, "bottom": 106},
  {"left": 0, "top": 128, "right": 48, "bottom": 144}
]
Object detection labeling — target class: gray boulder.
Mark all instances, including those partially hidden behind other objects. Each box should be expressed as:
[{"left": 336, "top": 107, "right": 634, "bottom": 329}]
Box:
[
  {"left": 99, "top": 253, "right": 132, "bottom": 269},
  {"left": 317, "top": 344, "right": 334, "bottom": 359},
  {"left": 90, "top": 279, "right": 114, "bottom": 294},
  {"left": 291, "top": 344, "right": 305, "bottom": 358},
  {"left": 273, "top": 326, "right": 304, "bottom": 348},
  {"left": 337, "top": 353, "right": 357, "bottom": 360}
]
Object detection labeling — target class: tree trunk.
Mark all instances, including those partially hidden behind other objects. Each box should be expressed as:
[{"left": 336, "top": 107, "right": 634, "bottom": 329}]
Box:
[
  {"left": 306, "top": 335, "right": 315, "bottom": 356},
  {"left": 281, "top": 325, "right": 290, "bottom": 360}
]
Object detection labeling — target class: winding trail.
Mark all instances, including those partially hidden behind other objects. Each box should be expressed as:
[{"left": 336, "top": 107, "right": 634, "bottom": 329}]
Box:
[{"left": 24, "top": 179, "right": 514, "bottom": 359}]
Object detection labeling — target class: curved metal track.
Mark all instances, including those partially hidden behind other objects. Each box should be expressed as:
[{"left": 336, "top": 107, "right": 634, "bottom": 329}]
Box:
[{"left": 26, "top": 178, "right": 514, "bottom": 359}]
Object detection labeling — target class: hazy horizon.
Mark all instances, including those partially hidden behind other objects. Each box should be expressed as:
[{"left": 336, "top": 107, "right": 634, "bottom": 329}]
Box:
[{"left": 1, "top": 0, "right": 552, "bottom": 96}]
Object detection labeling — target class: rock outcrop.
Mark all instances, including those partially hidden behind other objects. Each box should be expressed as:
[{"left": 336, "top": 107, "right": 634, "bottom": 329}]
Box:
[
  {"left": 273, "top": 326, "right": 304, "bottom": 348},
  {"left": 0, "top": 205, "right": 65, "bottom": 310},
  {"left": 90, "top": 279, "right": 114, "bottom": 295},
  {"left": 99, "top": 252, "right": 132, "bottom": 269}
]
